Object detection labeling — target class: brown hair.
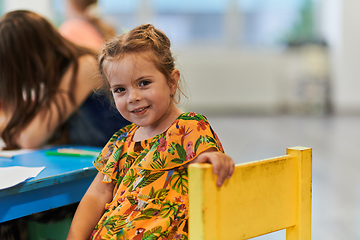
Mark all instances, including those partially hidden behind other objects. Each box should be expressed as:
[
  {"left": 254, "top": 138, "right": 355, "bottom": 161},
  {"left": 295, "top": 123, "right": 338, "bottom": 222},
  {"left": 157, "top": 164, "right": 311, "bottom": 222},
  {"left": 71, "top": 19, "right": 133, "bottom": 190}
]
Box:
[
  {"left": 0, "top": 10, "right": 93, "bottom": 149},
  {"left": 98, "top": 23, "right": 185, "bottom": 103},
  {"left": 69, "top": 0, "right": 116, "bottom": 40}
]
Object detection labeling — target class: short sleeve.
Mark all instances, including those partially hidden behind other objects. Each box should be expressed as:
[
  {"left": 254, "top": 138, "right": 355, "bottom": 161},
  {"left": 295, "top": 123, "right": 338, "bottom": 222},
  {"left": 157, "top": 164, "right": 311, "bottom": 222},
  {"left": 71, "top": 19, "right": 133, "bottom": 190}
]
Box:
[
  {"left": 137, "top": 112, "right": 224, "bottom": 170},
  {"left": 93, "top": 124, "right": 135, "bottom": 182}
]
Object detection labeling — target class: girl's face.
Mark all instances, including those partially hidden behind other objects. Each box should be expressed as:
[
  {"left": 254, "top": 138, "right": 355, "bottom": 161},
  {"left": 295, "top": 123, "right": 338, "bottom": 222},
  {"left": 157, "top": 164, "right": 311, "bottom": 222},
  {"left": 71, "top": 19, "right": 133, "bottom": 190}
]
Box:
[{"left": 106, "top": 54, "right": 180, "bottom": 133}]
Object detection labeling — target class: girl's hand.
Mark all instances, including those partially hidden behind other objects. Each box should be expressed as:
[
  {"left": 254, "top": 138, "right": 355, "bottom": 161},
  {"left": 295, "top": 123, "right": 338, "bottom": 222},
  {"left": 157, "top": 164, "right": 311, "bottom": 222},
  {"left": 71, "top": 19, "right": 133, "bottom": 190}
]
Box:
[{"left": 191, "top": 149, "right": 235, "bottom": 187}]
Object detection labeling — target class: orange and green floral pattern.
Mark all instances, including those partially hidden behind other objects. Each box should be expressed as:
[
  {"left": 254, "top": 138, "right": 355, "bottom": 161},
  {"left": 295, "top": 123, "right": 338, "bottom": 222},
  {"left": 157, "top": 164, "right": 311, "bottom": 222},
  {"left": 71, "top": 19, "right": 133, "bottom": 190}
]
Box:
[{"left": 92, "top": 112, "right": 224, "bottom": 240}]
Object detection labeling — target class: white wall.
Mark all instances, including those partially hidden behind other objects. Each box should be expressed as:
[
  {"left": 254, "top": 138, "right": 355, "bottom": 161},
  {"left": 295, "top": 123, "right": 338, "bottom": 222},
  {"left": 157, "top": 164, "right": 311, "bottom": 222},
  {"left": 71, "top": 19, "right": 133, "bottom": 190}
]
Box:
[
  {"left": 176, "top": 46, "right": 330, "bottom": 115},
  {"left": 175, "top": 47, "right": 288, "bottom": 114}
]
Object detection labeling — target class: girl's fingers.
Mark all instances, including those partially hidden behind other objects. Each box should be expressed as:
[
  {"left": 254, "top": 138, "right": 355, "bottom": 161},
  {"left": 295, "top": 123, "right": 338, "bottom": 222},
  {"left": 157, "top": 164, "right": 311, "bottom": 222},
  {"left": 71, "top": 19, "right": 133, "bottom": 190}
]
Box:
[{"left": 192, "top": 151, "right": 235, "bottom": 187}]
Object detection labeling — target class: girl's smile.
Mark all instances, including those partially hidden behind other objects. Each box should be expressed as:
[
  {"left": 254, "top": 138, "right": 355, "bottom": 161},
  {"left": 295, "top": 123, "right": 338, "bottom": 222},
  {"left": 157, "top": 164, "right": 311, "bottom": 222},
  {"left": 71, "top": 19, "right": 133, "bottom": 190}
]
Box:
[
  {"left": 131, "top": 106, "right": 150, "bottom": 115},
  {"left": 106, "top": 53, "right": 183, "bottom": 140}
]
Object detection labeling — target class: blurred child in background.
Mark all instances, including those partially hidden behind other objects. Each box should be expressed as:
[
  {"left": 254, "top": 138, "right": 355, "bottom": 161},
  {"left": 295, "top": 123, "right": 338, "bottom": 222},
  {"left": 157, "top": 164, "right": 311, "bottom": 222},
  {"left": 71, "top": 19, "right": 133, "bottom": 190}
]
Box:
[{"left": 59, "top": 0, "right": 116, "bottom": 51}]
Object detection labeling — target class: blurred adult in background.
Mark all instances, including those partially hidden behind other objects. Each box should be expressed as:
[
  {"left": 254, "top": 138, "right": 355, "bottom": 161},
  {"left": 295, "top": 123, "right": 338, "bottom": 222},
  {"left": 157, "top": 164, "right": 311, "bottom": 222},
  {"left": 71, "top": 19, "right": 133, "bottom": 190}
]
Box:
[
  {"left": 0, "top": 10, "right": 129, "bottom": 150},
  {"left": 59, "top": 0, "right": 116, "bottom": 51}
]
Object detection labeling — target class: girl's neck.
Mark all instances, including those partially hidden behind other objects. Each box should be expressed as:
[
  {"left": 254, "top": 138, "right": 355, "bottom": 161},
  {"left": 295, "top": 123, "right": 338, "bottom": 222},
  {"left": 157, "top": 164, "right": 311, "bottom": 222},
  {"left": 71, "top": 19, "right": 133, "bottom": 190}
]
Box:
[{"left": 132, "top": 106, "right": 183, "bottom": 142}]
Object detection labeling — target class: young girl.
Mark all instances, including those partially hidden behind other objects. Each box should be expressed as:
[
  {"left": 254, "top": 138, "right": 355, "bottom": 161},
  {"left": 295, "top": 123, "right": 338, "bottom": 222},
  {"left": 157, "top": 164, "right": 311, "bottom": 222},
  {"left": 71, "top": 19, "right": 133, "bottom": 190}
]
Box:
[
  {"left": 59, "top": 0, "right": 116, "bottom": 51},
  {"left": 67, "top": 24, "right": 234, "bottom": 240},
  {"left": 0, "top": 10, "right": 128, "bottom": 150}
]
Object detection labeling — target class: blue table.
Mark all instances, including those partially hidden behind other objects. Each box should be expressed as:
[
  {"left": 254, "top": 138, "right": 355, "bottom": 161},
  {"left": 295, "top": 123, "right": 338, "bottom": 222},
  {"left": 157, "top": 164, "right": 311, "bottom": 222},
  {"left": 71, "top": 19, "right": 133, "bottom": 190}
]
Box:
[{"left": 0, "top": 146, "right": 101, "bottom": 223}]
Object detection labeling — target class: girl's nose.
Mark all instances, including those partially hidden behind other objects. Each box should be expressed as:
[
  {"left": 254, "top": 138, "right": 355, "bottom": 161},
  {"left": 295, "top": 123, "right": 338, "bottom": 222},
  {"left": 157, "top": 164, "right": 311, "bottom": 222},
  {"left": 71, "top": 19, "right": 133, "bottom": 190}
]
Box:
[{"left": 128, "top": 89, "right": 142, "bottom": 103}]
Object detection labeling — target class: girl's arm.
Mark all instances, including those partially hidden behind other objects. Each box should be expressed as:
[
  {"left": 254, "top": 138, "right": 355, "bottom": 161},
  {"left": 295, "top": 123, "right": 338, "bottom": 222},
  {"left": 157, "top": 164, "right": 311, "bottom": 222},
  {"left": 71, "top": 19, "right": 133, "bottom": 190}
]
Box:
[
  {"left": 67, "top": 172, "right": 114, "bottom": 240},
  {"left": 191, "top": 148, "right": 235, "bottom": 187},
  {"left": 16, "top": 54, "right": 101, "bottom": 149}
]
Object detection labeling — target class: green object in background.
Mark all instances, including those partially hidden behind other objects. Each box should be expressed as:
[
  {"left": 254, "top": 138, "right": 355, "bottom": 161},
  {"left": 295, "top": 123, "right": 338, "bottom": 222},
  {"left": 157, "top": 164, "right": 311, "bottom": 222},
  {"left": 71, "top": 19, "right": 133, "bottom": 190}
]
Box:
[
  {"left": 45, "top": 148, "right": 99, "bottom": 157},
  {"left": 283, "top": 0, "right": 316, "bottom": 44},
  {"left": 28, "top": 217, "right": 72, "bottom": 240},
  {"left": 45, "top": 150, "right": 97, "bottom": 157}
]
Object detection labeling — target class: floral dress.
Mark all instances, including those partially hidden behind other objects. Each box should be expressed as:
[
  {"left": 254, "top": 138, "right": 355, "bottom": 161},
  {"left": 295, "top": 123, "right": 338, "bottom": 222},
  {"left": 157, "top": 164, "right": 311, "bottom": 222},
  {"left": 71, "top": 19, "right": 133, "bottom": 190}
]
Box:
[{"left": 91, "top": 112, "right": 224, "bottom": 240}]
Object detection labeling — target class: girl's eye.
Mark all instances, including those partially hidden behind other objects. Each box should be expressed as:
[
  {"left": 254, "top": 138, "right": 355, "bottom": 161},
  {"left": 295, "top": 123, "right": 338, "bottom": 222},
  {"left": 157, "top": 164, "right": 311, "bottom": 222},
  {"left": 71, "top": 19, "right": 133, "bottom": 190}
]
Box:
[
  {"left": 139, "top": 80, "right": 150, "bottom": 87},
  {"left": 114, "top": 87, "right": 125, "bottom": 93}
]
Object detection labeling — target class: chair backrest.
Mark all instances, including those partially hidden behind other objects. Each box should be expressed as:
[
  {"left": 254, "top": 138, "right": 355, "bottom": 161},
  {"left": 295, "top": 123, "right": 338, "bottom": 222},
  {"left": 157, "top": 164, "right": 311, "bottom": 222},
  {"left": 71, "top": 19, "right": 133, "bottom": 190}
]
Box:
[{"left": 189, "top": 147, "right": 312, "bottom": 240}]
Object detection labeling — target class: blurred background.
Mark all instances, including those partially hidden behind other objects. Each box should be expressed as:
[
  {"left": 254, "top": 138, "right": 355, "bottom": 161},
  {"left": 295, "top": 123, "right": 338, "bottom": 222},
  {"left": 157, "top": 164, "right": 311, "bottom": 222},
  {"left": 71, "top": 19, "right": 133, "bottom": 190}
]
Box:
[
  {"left": 1, "top": 0, "right": 359, "bottom": 239},
  {"left": 1, "top": 0, "right": 341, "bottom": 116}
]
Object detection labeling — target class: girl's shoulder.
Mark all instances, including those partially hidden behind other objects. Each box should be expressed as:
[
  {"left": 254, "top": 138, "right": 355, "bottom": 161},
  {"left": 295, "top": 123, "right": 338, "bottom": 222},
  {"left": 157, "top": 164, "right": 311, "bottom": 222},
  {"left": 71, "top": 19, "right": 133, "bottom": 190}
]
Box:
[
  {"left": 107, "top": 123, "right": 137, "bottom": 145},
  {"left": 168, "top": 112, "right": 210, "bottom": 130},
  {"left": 137, "top": 112, "right": 221, "bottom": 170},
  {"left": 176, "top": 112, "right": 209, "bottom": 122},
  {"left": 93, "top": 123, "right": 136, "bottom": 175}
]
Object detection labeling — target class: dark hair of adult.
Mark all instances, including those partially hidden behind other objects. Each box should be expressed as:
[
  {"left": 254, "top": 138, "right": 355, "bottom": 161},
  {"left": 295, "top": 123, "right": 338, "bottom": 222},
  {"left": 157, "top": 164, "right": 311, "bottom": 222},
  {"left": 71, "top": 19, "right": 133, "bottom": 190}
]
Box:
[{"left": 0, "top": 10, "right": 93, "bottom": 149}]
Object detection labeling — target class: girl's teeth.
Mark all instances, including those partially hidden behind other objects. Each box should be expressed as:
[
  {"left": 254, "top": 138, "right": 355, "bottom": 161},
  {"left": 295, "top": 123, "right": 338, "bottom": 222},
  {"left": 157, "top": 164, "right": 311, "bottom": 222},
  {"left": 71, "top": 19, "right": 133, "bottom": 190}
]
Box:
[{"left": 134, "top": 107, "right": 146, "bottom": 112}]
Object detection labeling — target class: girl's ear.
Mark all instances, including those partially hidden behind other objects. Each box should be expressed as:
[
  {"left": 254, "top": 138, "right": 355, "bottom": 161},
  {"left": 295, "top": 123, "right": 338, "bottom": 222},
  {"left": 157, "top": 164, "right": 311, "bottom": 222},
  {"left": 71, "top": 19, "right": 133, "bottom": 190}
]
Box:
[{"left": 169, "top": 69, "right": 180, "bottom": 92}]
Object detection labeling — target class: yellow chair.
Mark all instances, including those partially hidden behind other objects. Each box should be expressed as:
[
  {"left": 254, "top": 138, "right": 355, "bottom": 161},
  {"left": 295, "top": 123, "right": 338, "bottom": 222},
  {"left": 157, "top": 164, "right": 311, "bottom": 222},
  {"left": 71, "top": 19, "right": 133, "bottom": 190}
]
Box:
[{"left": 189, "top": 147, "right": 312, "bottom": 240}]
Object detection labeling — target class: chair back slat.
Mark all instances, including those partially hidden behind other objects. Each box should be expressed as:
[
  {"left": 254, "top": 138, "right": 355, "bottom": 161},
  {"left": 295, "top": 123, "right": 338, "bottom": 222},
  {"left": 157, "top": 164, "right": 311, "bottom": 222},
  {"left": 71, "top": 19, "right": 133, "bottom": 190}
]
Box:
[{"left": 189, "top": 147, "right": 312, "bottom": 240}]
